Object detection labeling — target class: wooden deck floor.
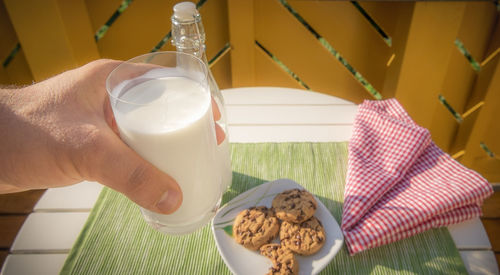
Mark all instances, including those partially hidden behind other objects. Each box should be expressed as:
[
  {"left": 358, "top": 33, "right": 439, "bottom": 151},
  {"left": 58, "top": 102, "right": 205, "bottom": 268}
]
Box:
[{"left": 0, "top": 190, "right": 45, "bottom": 270}]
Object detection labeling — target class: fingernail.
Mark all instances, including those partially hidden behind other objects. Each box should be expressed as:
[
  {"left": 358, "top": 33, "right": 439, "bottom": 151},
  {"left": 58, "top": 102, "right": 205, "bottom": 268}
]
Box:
[{"left": 157, "top": 189, "right": 182, "bottom": 213}]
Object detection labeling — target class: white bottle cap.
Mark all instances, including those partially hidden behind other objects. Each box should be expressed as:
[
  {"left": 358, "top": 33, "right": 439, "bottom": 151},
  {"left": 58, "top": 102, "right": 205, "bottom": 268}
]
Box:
[{"left": 173, "top": 2, "right": 198, "bottom": 21}]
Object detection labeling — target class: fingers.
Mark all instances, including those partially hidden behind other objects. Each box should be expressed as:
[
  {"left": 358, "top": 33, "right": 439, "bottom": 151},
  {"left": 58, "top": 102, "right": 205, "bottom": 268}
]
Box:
[
  {"left": 212, "top": 97, "right": 221, "bottom": 121},
  {"left": 102, "top": 95, "right": 120, "bottom": 136},
  {"left": 90, "top": 131, "right": 183, "bottom": 214},
  {"left": 215, "top": 122, "right": 226, "bottom": 145}
]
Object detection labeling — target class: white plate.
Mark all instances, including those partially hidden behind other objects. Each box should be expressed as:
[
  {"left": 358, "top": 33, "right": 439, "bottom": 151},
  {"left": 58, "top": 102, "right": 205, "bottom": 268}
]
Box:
[{"left": 212, "top": 178, "right": 344, "bottom": 275}]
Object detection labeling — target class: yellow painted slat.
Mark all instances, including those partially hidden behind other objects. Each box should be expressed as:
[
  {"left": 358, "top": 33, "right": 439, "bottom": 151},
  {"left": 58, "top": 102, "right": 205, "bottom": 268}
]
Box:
[
  {"left": 5, "top": 48, "right": 33, "bottom": 85},
  {"left": 56, "top": 0, "right": 100, "bottom": 65},
  {"left": 456, "top": 2, "right": 497, "bottom": 61},
  {"left": 444, "top": 6, "right": 498, "bottom": 153},
  {"left": 84, "top": 0, "right": 122, "bottom": 35},
  {"left": 466, "top": 18, "right": 500, "bottom": 110},
  {"left": 356, "top": 2, "right": 408, "bottom": 40},
  {"left": 462, "top": 55, "right": 500, "bottom": 181},
  {"left": 211, "top": 48, "right": 232, "bottom": 90},
  {"left": 4, "top": 0, "right": 97, "bottom": 81},
  {"left": 0, "top": 0, "right": 18, "bottom": 61},
  {"left": 379, "top": 3, "right": 414, "bottom": 99},
  {"left": 432, "top": 47, "right": 481, "bottom": 151},
  {"left": 483, "top": 17, "right": 500, "bottom": 64},
  {"left": 0, "top": 67, "right": 8, "bottom": 85},
  {"left": 0, "top": 0, "right": 33, "bottom": 85},
  {"left": 254, "top": 44, "right": 304, "bottom": 90},
  {"left": 227, "top": 0, "right": 255, "bottom": 87},
  {"left": 95, "top": 0, "right": 177, "bottom": 60},
  {"left": 199, "top": 0, "right": 230, "bottom": 64},
  {"left": 290, "top": 1, "right": 391, "bottom": 92},
  {"left": 392, "top": 2, "right": 467, "bottom": 150},
  {"left": 254, "top": 0, "right": 368, "bottom": 103},
  {"left": 453, "top": 53, "right": 500, "bottom": 154}
]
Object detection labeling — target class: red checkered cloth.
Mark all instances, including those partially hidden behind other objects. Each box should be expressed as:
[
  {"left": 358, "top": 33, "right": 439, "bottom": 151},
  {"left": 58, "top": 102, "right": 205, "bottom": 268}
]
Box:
[{"left": 342, "top": 99, "right": 493, "bottom": 255}]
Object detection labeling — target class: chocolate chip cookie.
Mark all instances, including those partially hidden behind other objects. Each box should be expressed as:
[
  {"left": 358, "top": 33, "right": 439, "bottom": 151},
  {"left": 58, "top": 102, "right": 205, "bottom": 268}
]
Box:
[
  {"left": 233, "top": 206, "right": 280, "bottom": 250},
  {"left": 260, "top": 244, "right": 299, "bottom": 275},
  {"left": 272, "top": 189, "right": 317, "bottom": 223},
  {"left": 280, "top": 216, "right": 326, "bottom": 255}
]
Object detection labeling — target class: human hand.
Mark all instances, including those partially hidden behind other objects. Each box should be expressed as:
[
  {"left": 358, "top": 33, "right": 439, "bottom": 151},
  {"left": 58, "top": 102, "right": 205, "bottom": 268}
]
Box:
[{"left": 0, "top": 59, "right": 227, "bottom": 214}]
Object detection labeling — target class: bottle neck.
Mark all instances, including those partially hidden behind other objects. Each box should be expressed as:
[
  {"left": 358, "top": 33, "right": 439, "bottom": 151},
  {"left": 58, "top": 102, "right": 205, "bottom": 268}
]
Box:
[
  {"left": 171, "top": 15, "right": 207, "bottom": 61},
  {"left": 171, "top": 12, "right": 220, "bottom": 96}
]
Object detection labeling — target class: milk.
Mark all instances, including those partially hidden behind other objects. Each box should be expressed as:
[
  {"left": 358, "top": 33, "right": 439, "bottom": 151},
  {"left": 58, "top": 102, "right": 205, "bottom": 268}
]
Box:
[{"left": 111, "top": 73, "right": 222, "bottom": 233}]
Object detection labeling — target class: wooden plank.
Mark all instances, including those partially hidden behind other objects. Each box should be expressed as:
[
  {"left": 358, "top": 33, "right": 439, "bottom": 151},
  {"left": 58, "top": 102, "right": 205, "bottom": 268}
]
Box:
[
  {"left": 482, "top": 219, "right": 500, "bottom": 252},
  {"left": 4, "top": 0, "right": 98, "bottom": 81},
  {"left": 0, "top": 1, "right": 33, "bottom": 85},
  {"left": 10, "top": 213, "right": 89, "bottom": 253},
  {"left": 483, "top": 12, "right": 500, "bottom": 61},
  {"left": 254, "top": 43, "right": 304, "bottom": 90},
  {"left": 84, "top": 0, "right": 122, "bottom": 34},
  {"left": 459, "top": 251, "right": 500, "bottom": 275},
  {"left": 0, "top": 67, "right": 8, "bottom": 85},
  {"left": 202, "top": 0, "right": 232, "bottom": 89},
  {"left": 452, "top": 54, "right": 500, "bottom": 154},
  {"left": 380, "top": 3, "right": 414, "bottom": 99},
  {"left": 456, "top": 2, "right": 497, "bottom": 61},
  {"left": 200, "top": 0, "right": 230, "bottom": 64},
  {"left": 433, "top": 3, "right": 497, "bottom": 153},
  {"left": 461, "top": 53, "right": 500, "bottom": 182},
  {"left": 431, "top": 47, "right": 476, "bottom": 152},
  {"left": 0, "top": 0, "right": 18, "bottom": 61},
  {"left": 0, "top": 190, "right": 45, "bottom": 214},
  {"left": 497, "top": 253, "right": 500, "bottom": 271},
  {"left": 0, "top": 215, "right": 26, "bottom": 248},
  {"left": 254, "top": 0, "right": 370, "bottom": 104},
  {"left": 226, "top": 105, "right": 358, "bottom": 125},
  {"left": 222, "top": 87, "right": 355, "bottom": 105},
  {"left": 4, "top": 48, "right": 33, "bottom": 85},
  {"left": 447, "top": 217, "right": 492, "bottom": 250},
  {"left": 94, "top": 0, "right": 178, "bottom": 59},
  {"left": 482, "top": 185, "right": 500, "bottom": 218},
  {"left": 227, "top": 0, "right": 255, "bottom": 87},
  {"left": 0, "top": 250, "right": 7, "bottom": 269},
  {"left": 290, "top": 1, "right": 392, "bottom": 93},
  {"left": 465, "top": 18, "right": 500, "bottom": 108},
  {"left": 34, "top": 182, "right": 102, "bottom": 212},
  {"left": 56, "top": 0, "right": 101, "bottom": 65},
  {"left": 391, "top": 2, "right": 467, "bottom": 150},
  {"left": 211, "top": 47, "right": 232, "bottom": 90},
  {"left": 357, "top": 2, "right": 406, "bottom": 39},
  {"left": 1, "top": 254, "right": 68, "bottom": 275},
  {"left": 228, "top": 125, "right": 353, "bottom": 143}
]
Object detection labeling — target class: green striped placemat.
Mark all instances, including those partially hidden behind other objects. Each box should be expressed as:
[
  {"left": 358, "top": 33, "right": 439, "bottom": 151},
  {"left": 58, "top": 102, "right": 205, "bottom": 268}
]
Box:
[{"left": 61, "top": 143, "right": 466, "bottom": 274}]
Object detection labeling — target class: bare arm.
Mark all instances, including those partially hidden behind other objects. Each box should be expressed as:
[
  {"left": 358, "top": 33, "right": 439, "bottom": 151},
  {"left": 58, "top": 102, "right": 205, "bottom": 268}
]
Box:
[{"left": 0, "top": 59, "right": 182, "bottom": 214}]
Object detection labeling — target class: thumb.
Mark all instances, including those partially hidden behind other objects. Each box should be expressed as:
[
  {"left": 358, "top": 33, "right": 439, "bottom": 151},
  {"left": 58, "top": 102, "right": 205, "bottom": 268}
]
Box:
[{"left": 89, "top": 130, "right": 183, "bottom": 214}]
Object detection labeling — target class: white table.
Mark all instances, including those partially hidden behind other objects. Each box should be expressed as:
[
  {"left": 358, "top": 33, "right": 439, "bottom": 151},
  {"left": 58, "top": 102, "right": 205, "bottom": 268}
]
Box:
[{"left": 1, "top": 87, "right": 498, "bottom": 275}]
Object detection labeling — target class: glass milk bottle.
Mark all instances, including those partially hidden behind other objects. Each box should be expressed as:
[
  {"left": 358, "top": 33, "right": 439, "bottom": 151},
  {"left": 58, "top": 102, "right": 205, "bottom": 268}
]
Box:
[{"left": 171, "top": 2, "right": 232, "bottom": 191}]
